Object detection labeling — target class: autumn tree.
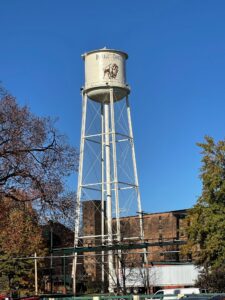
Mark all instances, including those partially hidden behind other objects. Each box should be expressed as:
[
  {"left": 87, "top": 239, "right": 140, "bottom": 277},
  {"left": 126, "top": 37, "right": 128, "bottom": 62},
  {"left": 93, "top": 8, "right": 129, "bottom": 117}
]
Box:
[
  {"left": 0, "top": 198, "right": 46, "bottom": 292},
  {"left": 0, "top": 86, "right": 78, "bottom": 292},
  {"left": 0, "top": 87, "right": 78, "bottom": 220},
  {"left": 183, "top": 136, "right": 225, "bottom": 292}
]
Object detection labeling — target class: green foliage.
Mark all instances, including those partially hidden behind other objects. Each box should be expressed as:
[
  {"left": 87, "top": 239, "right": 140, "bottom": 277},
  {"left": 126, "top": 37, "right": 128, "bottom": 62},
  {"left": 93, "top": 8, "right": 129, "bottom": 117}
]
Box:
[
  {"left": 183, "top": 136, "right": 225, "bottom": 290},
  {"left": 186, "top": 203, "right": 225, "bottom": 268},
  {"left": 197, "top": 136, "right": 225, "bottom": 206}
]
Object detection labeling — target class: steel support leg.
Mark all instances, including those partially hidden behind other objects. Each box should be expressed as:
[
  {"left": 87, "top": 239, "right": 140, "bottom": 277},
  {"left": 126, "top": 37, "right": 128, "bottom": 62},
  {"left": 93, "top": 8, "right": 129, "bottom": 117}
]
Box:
[
  {"left": 104, "top": 102, "right": 114, "bottom": 293},
  {"left": 73, "top": 92, "right": 88, "bottom": 295}
]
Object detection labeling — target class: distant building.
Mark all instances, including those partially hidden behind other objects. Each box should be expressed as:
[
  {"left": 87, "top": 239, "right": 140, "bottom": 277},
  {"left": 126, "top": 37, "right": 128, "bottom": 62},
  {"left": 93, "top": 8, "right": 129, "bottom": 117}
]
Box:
[
  {"left": 35, "top": 201, "right": 193, "bottom": 294},
  {"left": 41, "top": 222, "right": 74, "bottom": 293},
  {"left": 81, "top": 200, "right": 192, "bottom": 292}
]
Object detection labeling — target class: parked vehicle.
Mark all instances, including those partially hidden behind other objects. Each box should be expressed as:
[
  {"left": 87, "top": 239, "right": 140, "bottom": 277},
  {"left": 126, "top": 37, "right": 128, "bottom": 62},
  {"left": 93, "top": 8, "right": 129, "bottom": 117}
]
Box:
[{"left": 152, "top": 288, "right": 201, "bottom": 299}]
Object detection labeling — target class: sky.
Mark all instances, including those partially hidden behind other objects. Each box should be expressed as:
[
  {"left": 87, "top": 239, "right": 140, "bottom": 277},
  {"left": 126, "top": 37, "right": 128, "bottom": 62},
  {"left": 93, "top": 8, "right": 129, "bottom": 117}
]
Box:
[{"left": 0, "top": 0, "right": 225, "bottom": 213}]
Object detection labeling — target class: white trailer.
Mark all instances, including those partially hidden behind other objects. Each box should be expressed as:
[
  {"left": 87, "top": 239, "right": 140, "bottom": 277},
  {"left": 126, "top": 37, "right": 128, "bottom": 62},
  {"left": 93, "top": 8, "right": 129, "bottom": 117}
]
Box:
[{"left": 113, "top": 264, "right": 200, "bottom": 294}]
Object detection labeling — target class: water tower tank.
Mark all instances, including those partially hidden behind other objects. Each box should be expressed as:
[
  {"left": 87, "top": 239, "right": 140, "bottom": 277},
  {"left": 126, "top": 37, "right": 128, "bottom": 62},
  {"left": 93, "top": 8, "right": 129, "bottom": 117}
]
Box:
[{"left": 83, "top": 48, "right": 130, "bottom": 102}]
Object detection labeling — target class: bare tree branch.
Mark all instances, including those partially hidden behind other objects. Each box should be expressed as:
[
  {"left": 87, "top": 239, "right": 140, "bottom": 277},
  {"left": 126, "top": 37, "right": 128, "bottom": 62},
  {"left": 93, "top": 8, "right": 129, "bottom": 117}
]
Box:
[{"left": 0, "top": 88, "right": 78, "bottom": 218}]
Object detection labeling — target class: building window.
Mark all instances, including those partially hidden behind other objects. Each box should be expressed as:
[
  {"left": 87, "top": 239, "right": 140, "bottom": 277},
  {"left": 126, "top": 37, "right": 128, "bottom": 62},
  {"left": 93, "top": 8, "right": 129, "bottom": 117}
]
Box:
[{"left": 159, "top": 216, "right": 163, "bottom": 229}]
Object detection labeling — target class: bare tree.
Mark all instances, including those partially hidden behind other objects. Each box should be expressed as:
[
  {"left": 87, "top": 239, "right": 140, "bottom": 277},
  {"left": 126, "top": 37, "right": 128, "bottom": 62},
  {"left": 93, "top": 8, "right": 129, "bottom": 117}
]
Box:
[{"left": 0, "top": 86, "right": 78, "bottom": 219}]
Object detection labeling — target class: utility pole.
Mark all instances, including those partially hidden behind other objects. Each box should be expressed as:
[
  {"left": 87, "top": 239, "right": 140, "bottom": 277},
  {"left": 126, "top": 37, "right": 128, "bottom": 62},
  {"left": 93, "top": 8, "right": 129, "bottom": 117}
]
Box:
[
  {"left": 34, "top": 252, "right": 38, "bottom": 295},
  {"left": 50, "top": 221, "right": 53, "bottom": 294}
]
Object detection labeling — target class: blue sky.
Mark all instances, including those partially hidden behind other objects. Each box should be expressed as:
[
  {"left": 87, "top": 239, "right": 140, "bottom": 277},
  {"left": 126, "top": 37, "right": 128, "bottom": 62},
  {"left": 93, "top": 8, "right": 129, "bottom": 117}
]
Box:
[{"left": 1, "top": 0, "right": 225, "bottom": 213}]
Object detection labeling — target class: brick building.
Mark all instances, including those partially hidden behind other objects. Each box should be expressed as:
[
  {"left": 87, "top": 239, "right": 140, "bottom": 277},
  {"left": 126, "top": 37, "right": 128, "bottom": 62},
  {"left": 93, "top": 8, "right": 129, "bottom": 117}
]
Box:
[
  {"left": 82, "top": 200, "right": 189, "bottom": 290},
  {"left": 82, "top": 200, "right": 103, "bottom": 282},
  {"left": 42, "top": 222, "right": 74, "bottom": 293}
]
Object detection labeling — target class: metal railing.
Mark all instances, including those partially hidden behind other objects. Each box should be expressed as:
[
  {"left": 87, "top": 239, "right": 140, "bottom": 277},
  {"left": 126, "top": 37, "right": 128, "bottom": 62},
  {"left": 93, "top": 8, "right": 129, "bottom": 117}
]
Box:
[{"left": 39, "top": 293, "right": 225, "bottom": 300}]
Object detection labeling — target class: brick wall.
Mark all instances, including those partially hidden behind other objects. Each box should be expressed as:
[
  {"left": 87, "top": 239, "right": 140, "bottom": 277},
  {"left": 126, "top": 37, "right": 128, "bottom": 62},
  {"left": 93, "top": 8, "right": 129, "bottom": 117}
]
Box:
[
  {"left": 83, "top": 200, "right": 104, "bottom": 281},
  {"left": 82, "top": 200, "right": 188, "bottom": 282}
]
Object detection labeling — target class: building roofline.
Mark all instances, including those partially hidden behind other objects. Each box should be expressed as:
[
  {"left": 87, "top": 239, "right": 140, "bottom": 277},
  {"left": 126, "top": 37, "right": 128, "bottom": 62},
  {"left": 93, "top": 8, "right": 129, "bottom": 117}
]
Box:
[{"left": 118, "top": 208, "right": 188, "bottom": 220}]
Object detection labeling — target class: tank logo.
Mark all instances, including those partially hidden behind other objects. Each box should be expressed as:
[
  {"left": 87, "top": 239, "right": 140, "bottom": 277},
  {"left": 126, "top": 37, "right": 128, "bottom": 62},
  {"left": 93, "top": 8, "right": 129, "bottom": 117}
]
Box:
[{"left": 103, "top": 64, "right": 119, "bottom": 79}]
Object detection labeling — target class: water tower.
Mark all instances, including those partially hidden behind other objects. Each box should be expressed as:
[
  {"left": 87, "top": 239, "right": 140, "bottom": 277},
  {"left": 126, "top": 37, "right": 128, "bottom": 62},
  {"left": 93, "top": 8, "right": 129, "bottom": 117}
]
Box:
[{"left": 74, "top": 48, "right": 147, "bottom": 293}]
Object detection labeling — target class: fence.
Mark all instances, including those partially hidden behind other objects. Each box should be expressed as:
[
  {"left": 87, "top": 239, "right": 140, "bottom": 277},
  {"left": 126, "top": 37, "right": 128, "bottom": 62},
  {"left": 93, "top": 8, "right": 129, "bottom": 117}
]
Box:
[{"left": 39, "top": 293, "right": 225, "bottom": 300}]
